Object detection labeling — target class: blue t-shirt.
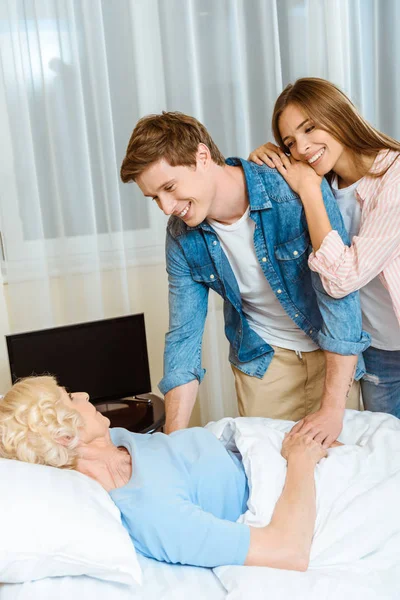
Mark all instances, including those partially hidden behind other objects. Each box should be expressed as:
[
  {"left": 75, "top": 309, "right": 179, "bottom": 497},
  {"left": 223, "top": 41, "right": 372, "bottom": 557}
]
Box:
[{"left": 109, "top": 427, "right": 250, "bottom": 568}]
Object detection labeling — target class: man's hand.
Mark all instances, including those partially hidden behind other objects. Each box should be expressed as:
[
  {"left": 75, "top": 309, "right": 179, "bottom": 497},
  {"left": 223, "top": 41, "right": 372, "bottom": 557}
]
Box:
[
  {"left": 329, "top": 440, "right": 344, "bottom": 448},
  {"left": 290, "top": 406, "right": 344, "bottom": 449}
]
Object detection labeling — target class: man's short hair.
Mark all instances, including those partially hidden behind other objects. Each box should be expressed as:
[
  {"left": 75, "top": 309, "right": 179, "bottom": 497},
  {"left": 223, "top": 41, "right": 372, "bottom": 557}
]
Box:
[{"left": 120, "top": 111, "right": 226, "bottom": 182}]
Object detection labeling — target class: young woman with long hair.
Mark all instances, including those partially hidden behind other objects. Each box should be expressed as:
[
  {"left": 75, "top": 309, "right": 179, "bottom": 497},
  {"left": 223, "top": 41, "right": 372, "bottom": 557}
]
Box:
[{"left": 249, "top": 77, "right": 400, "bottom": 417}]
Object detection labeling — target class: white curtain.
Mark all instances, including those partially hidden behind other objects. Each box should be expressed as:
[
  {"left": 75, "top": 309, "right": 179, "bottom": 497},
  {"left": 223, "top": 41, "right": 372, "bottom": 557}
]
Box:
[{"left": 1, "top": 0, "right": 399, "bottom": 423}]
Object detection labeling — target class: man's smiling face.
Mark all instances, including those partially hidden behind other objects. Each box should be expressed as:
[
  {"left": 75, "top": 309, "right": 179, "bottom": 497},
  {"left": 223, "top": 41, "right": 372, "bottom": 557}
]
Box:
[{"left": 136, "top": 153, "right": 217, "bottom": 227}]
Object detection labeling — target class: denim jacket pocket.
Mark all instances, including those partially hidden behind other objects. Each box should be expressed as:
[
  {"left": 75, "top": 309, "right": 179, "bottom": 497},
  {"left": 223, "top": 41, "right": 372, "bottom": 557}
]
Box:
[
  {"left": 274, "top": 230, "right": 311, "bottom": 283},
  {"left": 190, "top": 264, "right": 224, "bottom": 294}
]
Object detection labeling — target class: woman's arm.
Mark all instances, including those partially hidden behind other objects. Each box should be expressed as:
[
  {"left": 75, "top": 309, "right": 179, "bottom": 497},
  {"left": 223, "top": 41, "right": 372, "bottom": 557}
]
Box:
[
  {"left": 245, "top": 432, "right": 326, "bottom": 571},
  {"left": 117, "top": 432, "right": 325, "bottom": 570},
  {"left": 249, "top": 144, "right": 333, "bottom": 250},
  {"left": 307, "top": 179, "right": 400, "bottom": 297},
  {"left": 251, "top": 147, "right": 400, "bottom": 297},
  {"left": 297, "top": 183, "right": 332, "bottom": 251}
]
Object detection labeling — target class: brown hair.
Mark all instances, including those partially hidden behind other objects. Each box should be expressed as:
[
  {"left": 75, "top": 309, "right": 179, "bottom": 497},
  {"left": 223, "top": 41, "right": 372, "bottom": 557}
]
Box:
[
  {"left": 272, "top": 77, "right": 400, "bottom": 179},
  {"left": 120, "top": 111, "right": 225, "bottom": 182}
]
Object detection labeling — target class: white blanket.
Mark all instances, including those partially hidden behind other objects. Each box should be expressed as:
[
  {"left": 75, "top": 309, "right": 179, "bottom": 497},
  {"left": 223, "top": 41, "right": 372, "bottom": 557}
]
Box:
[{"left": 206, "top": 410, "right": 400, "bottom": 600}]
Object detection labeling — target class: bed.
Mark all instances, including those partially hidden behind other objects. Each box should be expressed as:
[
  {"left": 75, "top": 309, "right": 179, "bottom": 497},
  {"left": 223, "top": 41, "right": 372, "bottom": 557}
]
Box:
[
  {"left": 0, "top": 555, "right": 226, "bottom": 600},
  {"left": 207, "top": 410, "right": 400, "bottom": 600},
  {"left": 0, "top": 450, "right": 226, "bottom": 599},
  {"left": 1, "top": 410, "right": 399, "bottom": 600}
]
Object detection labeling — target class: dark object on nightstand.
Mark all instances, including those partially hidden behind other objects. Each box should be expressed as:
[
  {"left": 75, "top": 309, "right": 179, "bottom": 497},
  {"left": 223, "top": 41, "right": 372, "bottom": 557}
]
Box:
[
  {"left": 94, "top": 394, "right": 165, "bottom": 434},
  {"left": 6, "top": 314, "right": 165, "bottom": 434}
]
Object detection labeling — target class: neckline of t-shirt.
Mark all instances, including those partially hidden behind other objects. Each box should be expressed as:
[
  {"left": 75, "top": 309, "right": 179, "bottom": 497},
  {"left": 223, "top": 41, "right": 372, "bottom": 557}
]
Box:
[
  {"left": 331, "top": 173, "right": 362, "bottom": 197},
  {"left": 207, "top": 206, "right": 250, "bottom": 231},
  {"left": 109, "top": 428, "right": 135, "bottom": 492}
]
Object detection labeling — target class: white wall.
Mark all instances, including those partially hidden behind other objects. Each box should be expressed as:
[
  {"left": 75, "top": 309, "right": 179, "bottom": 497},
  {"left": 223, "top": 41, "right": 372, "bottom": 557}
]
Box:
[{"left": 1, "top": 263, "right": 202, "bottom": 426}]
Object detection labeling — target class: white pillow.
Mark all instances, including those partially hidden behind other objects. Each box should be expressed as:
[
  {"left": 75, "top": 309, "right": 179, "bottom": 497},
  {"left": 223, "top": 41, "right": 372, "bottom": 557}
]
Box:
[{"left": 0, "top": 458, "right": 142, "bottom": 585}]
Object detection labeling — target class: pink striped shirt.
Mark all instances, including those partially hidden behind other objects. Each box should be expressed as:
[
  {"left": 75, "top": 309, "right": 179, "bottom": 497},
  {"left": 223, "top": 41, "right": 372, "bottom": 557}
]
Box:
[{"left": 308, "top": 150, "right": 400, "bottom": 323}]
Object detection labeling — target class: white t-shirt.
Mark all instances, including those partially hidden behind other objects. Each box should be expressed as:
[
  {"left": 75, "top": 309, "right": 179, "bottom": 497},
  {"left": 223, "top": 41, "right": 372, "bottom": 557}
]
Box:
[
  {"left": 331, "top": 175, "right": 400, "bottom": 350},
  {"left": 207, "top": 209, "right": 317, "bottom": 352}
]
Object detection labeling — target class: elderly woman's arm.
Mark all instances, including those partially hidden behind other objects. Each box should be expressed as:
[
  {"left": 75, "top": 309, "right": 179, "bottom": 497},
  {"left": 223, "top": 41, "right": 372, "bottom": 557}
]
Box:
[
  {"left": 245, "top": 432, "right": 326, "bottom": 571},
  {"left": 117, "top": 432, "right": 325, "bottom": 570}
]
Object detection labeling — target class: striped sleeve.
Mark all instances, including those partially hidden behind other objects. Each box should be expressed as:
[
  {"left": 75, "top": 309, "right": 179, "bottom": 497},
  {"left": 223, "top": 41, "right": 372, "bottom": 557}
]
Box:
[{"left": 308, "top": 177, "right": 400, "bottom": 298}]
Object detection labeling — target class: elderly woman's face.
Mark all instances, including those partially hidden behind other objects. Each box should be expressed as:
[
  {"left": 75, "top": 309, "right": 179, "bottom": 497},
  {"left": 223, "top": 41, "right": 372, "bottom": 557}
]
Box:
[{"left": 60, "top": 387, "right": 110, "bottom": 444}]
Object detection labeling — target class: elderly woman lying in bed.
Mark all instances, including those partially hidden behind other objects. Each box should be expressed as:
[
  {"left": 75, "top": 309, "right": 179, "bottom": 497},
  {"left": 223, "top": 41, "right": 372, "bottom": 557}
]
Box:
[{"left": 0, "top": 376, "right": 343, "bottom": 572}]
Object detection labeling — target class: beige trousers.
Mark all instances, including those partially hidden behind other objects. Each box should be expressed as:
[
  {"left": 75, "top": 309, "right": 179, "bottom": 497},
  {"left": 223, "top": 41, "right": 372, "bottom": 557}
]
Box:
[{"left": 232, "top": 346, "right": 360, "bottom": 421}]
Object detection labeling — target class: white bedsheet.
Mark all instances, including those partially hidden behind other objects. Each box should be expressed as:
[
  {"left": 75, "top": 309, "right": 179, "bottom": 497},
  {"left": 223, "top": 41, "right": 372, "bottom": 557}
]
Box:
[
  {"left": 3, "top": 411, "right": 399, "bottom": 600},
  {"left": 0, "top": 554, "right": 226, "bottom": 600},
  {"left": 207, "top": 410, "right": 400, "bottom": 600}
]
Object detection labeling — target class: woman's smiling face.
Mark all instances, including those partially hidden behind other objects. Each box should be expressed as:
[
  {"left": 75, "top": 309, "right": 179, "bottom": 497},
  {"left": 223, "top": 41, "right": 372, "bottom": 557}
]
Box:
[{"left": 278, "top": 104, "right": 345, "bottom": 176}]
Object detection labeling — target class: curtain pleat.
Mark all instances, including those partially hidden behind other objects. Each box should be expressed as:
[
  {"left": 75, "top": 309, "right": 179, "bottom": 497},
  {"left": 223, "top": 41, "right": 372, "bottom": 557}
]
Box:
[{"left": 0, "top": 0, "right": 398, "bottom": 421}]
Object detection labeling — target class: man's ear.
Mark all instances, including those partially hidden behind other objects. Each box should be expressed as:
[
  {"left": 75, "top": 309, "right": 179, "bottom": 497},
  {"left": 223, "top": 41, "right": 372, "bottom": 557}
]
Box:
[{"left": 196, "top": 143, "right": 211, "bottom": 169}]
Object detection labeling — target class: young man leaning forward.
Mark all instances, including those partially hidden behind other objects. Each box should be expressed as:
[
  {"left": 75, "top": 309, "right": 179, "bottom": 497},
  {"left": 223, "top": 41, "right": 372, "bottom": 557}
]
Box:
[{"left": 120, "top": 112, "right": 370, "bottom": 446}]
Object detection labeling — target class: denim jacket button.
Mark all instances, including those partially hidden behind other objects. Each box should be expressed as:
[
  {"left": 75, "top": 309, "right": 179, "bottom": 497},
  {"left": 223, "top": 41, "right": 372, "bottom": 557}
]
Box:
[
  {"left": 213, "top": 240, "right": 218, "bottom": 246},
  {"left": 293, "top": 250, "right": 299, "bottom": 256},
  {"left": 295, "top": 313, "right": 299, "bottom": 317},
  {"left": 261, "top": 257, "right": 267, "bottom": 262},
  {"left": 277, "top": 289, "right": 282, "bottom": 294},
  {"left": 210, "top": 274, "right": 215, "bottom": 280},
  {"left": 309, "top": 329, "right": 313, "bottom": 334}
]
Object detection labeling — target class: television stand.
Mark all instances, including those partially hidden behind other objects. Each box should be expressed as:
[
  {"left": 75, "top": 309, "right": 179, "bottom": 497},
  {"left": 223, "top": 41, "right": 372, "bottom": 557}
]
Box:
[{"left": 93, "top": 393, "right": 165, "bottom": 434}]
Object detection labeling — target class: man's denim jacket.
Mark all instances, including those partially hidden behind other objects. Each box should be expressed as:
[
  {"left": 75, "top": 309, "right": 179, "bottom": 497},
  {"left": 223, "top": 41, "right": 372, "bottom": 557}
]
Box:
[{"left": 158, "top": 158, "right": 370, "bottom": 395}]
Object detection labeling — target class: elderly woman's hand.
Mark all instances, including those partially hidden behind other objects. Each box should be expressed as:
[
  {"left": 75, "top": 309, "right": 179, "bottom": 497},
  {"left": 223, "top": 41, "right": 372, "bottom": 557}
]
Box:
[{"left": 281, "top": 432, "right": 327, "bottom": 466}]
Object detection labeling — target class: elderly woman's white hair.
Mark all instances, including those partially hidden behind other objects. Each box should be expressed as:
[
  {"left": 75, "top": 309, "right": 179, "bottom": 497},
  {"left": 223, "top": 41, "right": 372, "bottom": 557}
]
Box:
[{"left": 0, "top": 376, "right": 83, "bottom": 469}]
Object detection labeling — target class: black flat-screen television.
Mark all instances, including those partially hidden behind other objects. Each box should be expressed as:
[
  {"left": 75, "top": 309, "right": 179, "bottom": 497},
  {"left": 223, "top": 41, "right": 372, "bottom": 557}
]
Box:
[{"left": 6, "top": 314, "right": 151, "bottom": 403}]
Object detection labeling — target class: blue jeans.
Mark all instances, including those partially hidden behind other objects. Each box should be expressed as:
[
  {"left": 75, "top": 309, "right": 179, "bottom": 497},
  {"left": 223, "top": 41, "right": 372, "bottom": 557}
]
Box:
[{"left": 361, "top": 346, "right": 400, "bottom": 418}]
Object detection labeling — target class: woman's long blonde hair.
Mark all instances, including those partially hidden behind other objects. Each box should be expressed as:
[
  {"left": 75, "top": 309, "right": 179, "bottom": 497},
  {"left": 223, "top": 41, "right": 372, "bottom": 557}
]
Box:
[
  {"left": 272, "top": 77, "right": 400, "bottom": 178},
  {"left": 0, "top": 376, "right": 83, "bottom": 469}
]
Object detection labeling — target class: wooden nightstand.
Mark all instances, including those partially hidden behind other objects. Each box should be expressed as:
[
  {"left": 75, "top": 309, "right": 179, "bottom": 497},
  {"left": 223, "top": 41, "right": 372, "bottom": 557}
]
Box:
[{"left": 93, "top": 393, "right": 165, "bottom": 434}]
